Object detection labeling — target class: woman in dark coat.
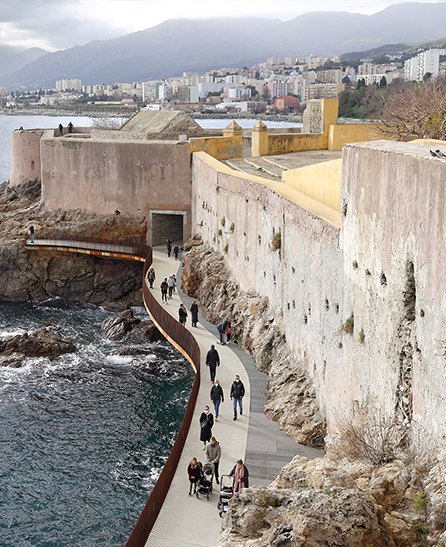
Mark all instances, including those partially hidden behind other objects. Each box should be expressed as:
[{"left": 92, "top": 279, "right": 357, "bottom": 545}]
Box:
[
  {"left": 187, "top": 457, "right": 201, "bottom": 496},
  {"left": 199, "top": 405, "right": 214, "bottom": 450},
  {"left": 228, "top": 459, "right": 249, "bottom": 492},
  {"left": 190, "top": 301, "right": 199, "bottom": 327}
]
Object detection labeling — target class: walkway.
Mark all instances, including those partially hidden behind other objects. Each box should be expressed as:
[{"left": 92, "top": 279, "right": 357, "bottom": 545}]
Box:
[
  {"left": 25, "top": 239, "right": 324, "bottom": 547},
  {"left": 144, "top": 249, "right": 322, "bottom": 546}
]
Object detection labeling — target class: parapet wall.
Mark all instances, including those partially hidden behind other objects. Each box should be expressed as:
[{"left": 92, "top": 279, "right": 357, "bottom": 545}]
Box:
[
  {"left": 41, "top": 135, "right": 192, "bottom": 238},
  {"left": 192, "top": 143, "right": 446, "bottom": 440}
]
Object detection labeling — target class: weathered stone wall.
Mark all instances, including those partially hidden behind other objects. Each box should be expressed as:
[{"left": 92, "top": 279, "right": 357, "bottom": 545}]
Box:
[
  {"left": 9, "top": 130, "right": 43, "bottom": 186},
  {"left": 40, "top": 134, "right": 192, "bottom": 242},
  {"left": 192, "top": 151, "right": 345, "bottom": 424},
  {"left": 191, "top": 142, "right": 446, "bottom": 441}
]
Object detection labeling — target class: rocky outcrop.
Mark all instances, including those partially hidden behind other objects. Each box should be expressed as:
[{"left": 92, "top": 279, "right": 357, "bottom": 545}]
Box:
[
  {"left": 0, "top": 328, "right": 76, "bottom": 366},
  {"left": 101, "top": 309, "right": 164, "bottom": 343},
  {"left": 0, "top": 180, "right": 146, "bottom": 310},
  {"left": 218, "top": 452, "right": 446, "bottom": 547},
  {"left": 181, "top": 235, "right": 325, "bottom": 448}
]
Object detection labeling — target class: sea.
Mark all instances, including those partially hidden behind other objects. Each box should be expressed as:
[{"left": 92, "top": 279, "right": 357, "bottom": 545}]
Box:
[{"left": 0, "top": 113, "right": 300, "bottom": 546}]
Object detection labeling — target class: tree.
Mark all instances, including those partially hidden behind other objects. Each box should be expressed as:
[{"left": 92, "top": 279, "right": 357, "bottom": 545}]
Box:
[
  {"left": 379, "top": 75, "right": 446, "bottom": 140},
  {"left": 342, "top": 75, "right": 351, "bottom": 84},
  {"left": 357, "top": 78, "right": 366, "bottom": 90},
  {"left": 379, "top": 76, "right": 387, "bottom": 88}
]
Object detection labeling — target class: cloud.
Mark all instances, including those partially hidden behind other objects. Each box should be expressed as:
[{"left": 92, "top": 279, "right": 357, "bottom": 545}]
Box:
[{"left": 0, "top": 0, "right": 444, "bottom": 52}]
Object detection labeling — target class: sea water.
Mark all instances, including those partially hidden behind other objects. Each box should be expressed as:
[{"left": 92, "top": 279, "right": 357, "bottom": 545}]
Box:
[{"left": 0, "top": 299, "right": 194, "bottom": 547}]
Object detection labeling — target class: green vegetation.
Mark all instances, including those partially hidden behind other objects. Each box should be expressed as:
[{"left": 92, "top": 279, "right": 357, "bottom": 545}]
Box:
[
  {"left": 229, "top": 222, "right": 235, "bottom": 232},
  {"left": 413, "top": 490, "right": 429, "bottom": 511},
  {"left": 220, "top": 216, "right": 226, "bottom": 227},
  {"left": 271, "top": 231, "right": 281, "bottom": 252},
  {"left": 224, "top": 244, "right": 229, "bottom": 253},
  {"left": 343, "top": 316, "right": 354, "bottom": 335},
  {"left": 359, "top": 329, "right": 365, "bottom": 343}
]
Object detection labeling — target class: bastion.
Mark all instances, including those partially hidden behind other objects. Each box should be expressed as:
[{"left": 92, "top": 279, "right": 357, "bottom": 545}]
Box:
[{"left": 9, "top": 103, "right": 445, "bottom": 444}]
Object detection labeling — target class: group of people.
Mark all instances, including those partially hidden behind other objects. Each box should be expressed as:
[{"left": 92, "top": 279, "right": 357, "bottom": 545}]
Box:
[
  {"left": 188, "top": 451, "right": 249, "bottom": 496},
  {"left": 160, "top": 274, "right": 177, "bottom": 303},
  {"left": 166, "top": 238, "right": 181, "bottom": 260},
  {"left": 216, "top": 319, "right": 233, "bottom": 345}
]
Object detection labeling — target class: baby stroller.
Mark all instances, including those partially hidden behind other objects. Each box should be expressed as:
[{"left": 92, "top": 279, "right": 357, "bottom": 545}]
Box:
[
  {"left": 196, "top": 461, "right": 214, "bottom": 500},
  {"left": 217, "top": 474, "right": 234, "bottom": 517}
]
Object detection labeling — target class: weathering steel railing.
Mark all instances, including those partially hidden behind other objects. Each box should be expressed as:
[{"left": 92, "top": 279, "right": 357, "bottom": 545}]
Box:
[{"left": 25, "top": 239, "right": 201, "bottom": 547}]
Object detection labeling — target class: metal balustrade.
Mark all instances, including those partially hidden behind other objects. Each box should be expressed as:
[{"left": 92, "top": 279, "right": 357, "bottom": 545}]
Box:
[{"left": 25, "top": 239, "right": 200, "bottom": 547}]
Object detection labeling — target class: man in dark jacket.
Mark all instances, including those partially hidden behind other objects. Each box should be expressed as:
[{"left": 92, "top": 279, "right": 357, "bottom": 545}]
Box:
[
  {"left": 206, "top": 345, "right": 220, "bottom": 382},
  {"left": 210, "top": 380, "right": 224, "bottom": 420},
  {"left": 230, "top": 375, "right": 245, "bottom": 420}
]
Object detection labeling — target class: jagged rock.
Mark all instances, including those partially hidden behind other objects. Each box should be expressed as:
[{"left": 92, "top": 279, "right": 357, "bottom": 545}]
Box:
[
  {"left": 0, "top": 180, "right": 146, "bottom": 310},
  {"left": 0, "top": 355, "right": 23, "bottom": 367},
  {"left": 181, "top": 236, "right": 326, "bottom": 448},
  {"left": 217, "top": 484, "right": 395, "bottom": 547},
  {"left": 101, "top": 309, "right": 164, "bottom": 343},
  {"left": 0, "top": 328, "right": 75, "bottom": 359}
]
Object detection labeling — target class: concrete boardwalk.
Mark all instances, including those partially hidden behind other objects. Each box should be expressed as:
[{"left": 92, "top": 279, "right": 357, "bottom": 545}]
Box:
[{"left": 144, "top": 249, "right": 323, "bottom": 547}]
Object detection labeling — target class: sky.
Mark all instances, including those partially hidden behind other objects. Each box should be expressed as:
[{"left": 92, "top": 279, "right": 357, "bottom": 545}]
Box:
[{"left": 0, "top": 0, "right": 445, "bottom": 52}]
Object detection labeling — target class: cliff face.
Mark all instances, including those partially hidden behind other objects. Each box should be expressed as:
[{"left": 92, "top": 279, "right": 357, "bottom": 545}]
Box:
[
  {"left": 181, "top": 235, "right": 326, "bottom": 448},
  {"left": 0, "top": 180, "right": 146, "bottom": 310}
]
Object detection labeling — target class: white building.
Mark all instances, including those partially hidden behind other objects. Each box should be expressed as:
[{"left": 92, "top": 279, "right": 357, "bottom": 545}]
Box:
[
  {"left": 159, "top": 83, "right": 174, "bottom": 102},
  {"left": 143, "top": 81, "right": 162, "bottom": 101},
  {"left": 56, "top": 79, "right": 82, "bottom": 92},
  {"left": 227, "top": 87, "right": 252, "bottom": 99},
  {"left": 404, "top": 49, "right": 445, "bottom": 81}
]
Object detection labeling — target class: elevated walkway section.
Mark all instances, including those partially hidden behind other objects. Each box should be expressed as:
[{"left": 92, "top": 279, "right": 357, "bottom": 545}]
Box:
[{"left": 25, "top": 240, "right": 323, "bottom": 547}]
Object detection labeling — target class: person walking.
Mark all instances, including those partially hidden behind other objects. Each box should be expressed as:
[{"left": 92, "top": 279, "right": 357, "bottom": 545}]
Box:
[
  {"left": 179, "top": 303, "right": 188, "bottom": 325},
  {"left": 216, "top": 319, "right": 228, "bottom": 345},
  {"left": 28, "top": 225, "right": 34, "bottom": 243},
  {"left": 167, "top": 275, "right": 175, "bottom": 299},
  {"left": 205, "top": 436, "right": 221, "bottom": 484},
  {"left": 199, "top": 405, "right": 214, "bottom": 450},
  {"left": 228, "top": 459, "right": 249, "bottom": 492},
  {"left": 160, "top": 278, "right": 168, "bottom": 303},
  {"left": 166, "top": 238, "right": 172, "bottom": 257},
  {"left": 187, "top": 457, "right": 201, "bottom": 496},
  {"left": 226, "top": 321, "right": 233, "bottom": 343},
  {"left": 206, "top": 344, "right": 220, "bottom": 383},
  {"left": 210, "top": 380, "right": 224, "bottom": 420},
  {"left": 173, "top": 244, "right": 179, "bottom": 260},
  {"left": 230, "top": 375, "right": 245, "bottom": 420},
  {"left": 190, "top": 301, "right": 199, "bottom": 327},
  {"left": 147, "top": 267, "right": 156, "bottom": 289}
]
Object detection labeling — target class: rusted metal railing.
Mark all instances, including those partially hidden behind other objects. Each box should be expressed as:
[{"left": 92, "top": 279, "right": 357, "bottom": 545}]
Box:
[{"left": 25, "top": 239, "right": 201, "bottom": 547}]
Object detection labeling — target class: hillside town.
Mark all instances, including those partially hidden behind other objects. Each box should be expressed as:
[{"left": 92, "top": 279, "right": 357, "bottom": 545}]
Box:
[{"left": 1, "top": 47, "right": 446, "bottom": 116}]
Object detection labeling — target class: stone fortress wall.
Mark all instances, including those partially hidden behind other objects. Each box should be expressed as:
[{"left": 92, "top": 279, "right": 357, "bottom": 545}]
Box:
[
  {"left": 192, "top": 140, "right": 446, "bottom": 442},
  {"left": 8, "top": 104, "right": 446, "bottom": 442}
]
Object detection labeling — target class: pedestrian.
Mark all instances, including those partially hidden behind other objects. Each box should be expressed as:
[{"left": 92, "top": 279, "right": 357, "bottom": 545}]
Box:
[
  {"left": 226, "top": 321, "right": 233, "bottom": 343},
  {"left": 167, "top": 275, "right": 175, "bottom": 299},
  {"left": 228, "top": 459, "right": 249, "bottom": 492},
  {"left": 187, "top": 457, "right": 201, "bottom": 496},
  {"left": 172, "top": 274, "right": 177, "bottom": 294},
  {"left": 190, "top": 301, "right": 199, "bottom": 327},
  {"left": 173, "top": 244, "right": 179, "bottom": 260},
  {"left": 68, "top": 121, "right": 73, "bottom": 133},
  {"left": 179, "top": 303, "right": 188, "bottom": 325},
  {"left": 210, "top": 380, "right": 224, "bottom": 420},
  {"left": 230, "top": 375, "right": 245, "bottom": 421},
  {"left": 160, "top": 278, "right": 168, "bottom": 303},
  {"left": 206, "top": 344, "right": 220, "bottom": 383},
  {"left": 148, "top": 267, "right": 156, "bottom": 289},
  {"left": 58, "top": 123, "right": 63, "bottom": 135},
  {"left": 199, "top": 405, "right": 214, "bottom": 450},
  {"left": 216, "top": 319, "right": 228, "bottom": 345},
  {"left": 205, "top": 436, "right": 221, "bottom": 484},
  {"left": 28, "top": 225, "right": 34, "bottom": 243},
  {"left": 166, "top": 238, "right": 172, "bottom": 257}
]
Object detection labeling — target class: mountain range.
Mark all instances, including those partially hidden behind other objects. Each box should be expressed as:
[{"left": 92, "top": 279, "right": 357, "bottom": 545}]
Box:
[{"left": 1, "top": 2, "right": 446, "bottom": 91}]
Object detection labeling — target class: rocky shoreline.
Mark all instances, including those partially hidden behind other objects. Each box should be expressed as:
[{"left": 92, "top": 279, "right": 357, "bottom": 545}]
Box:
[{"left": 0, "top": 179, "right": 146, "bottom": 310}]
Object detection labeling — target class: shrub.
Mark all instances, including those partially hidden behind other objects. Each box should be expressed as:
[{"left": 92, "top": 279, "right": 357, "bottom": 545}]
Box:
[
  {"left": 221, "top": 216, "right": 226, "bottom": 227},
  {"left": 413, "top": 491, "right": 429, "bottom": 511},
  {"left": 229, "top": 222, "right": 235, "bottom": 232},
  {"left": 271, "top": 231, "right": 281, "bottom": 252},
  {"left": 359, "top": 329, "right": 365, "bottom": 343},
  {"left": 224, "top": 244, "right": 229, "bottom": 254},
  {"left": 342, "top": 316, "right": 354, "bottom": 334},
  {"left": 333, "top": 407, "right": 405, "bottom": 466},
  {"left": 218, "top": 229, "right": 222, "bottom": 237}
]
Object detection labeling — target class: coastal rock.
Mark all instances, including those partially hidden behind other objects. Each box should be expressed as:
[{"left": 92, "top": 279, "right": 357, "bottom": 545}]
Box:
[
  {"left": 0, "top": 179, "right": 146, "bottom": 310},
  {"left": 181, "top": 235, "right": 325, "bottom": 448},
  {"left": 101, "top": 309, "right": 164, "bottom": 343},
  {"left": 0, "top": 328, "right": 75, "bottom": 360}
]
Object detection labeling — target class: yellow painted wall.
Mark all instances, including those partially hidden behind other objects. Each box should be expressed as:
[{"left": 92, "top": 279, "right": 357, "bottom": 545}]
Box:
[
  {"left": 328, "top": 124, "right": 381, "bottom": 151},
  {"left": 282, "top": 158, "right": 342, "bottom": 212},
  {"left": 267, "top": 133, "right": 326, "bottom": 155},
  {"left": 189, "top": 135, "right": 242, "bottom": 160}
]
